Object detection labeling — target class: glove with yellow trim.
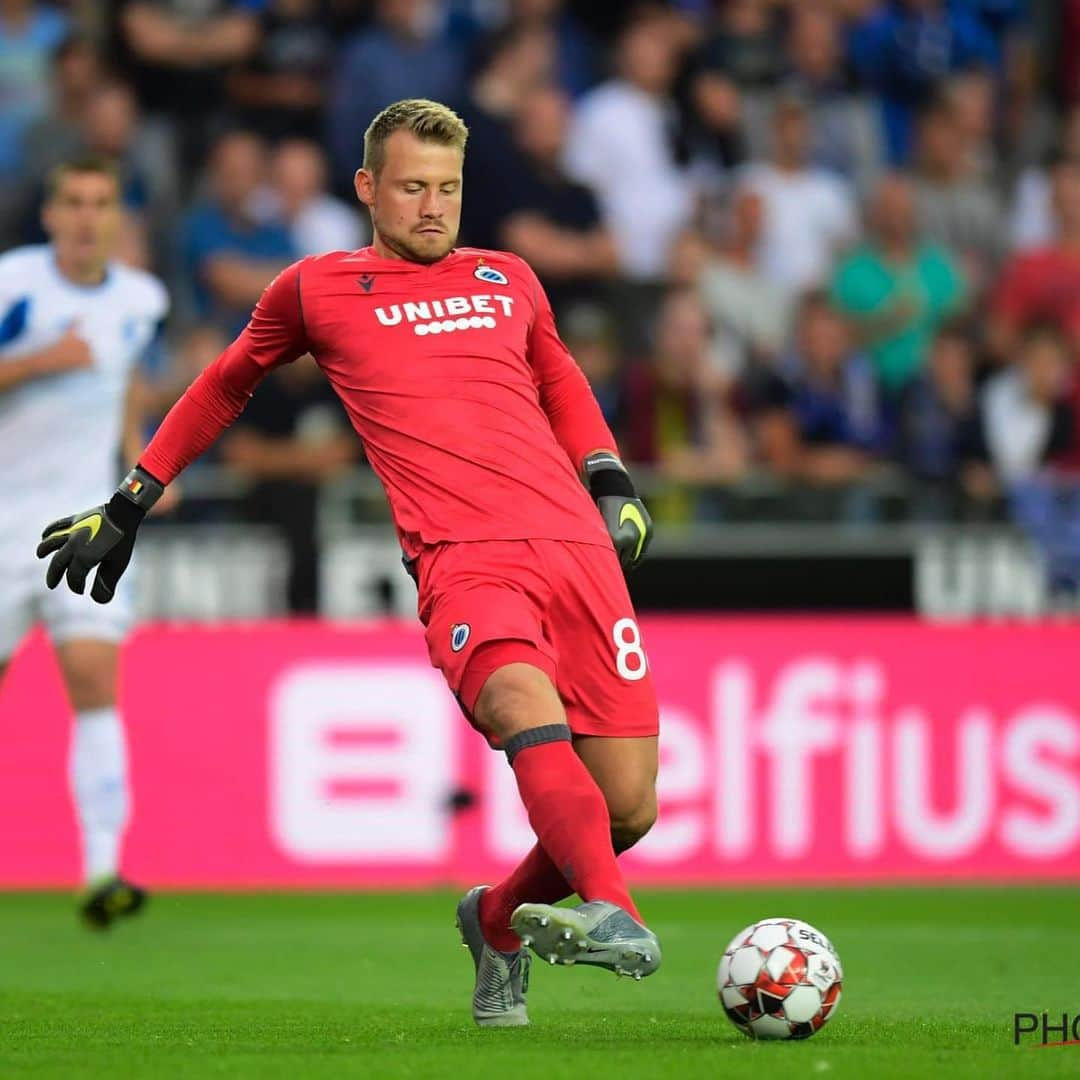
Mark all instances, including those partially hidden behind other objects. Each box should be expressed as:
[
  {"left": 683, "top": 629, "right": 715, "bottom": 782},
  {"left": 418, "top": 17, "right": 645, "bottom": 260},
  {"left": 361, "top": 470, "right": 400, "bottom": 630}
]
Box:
[
  {"left": 36, "top": 466, "right": 164, "bottom": 603},
  {"left": 583, "top": 451, "right": 654, "bottom": 570}
]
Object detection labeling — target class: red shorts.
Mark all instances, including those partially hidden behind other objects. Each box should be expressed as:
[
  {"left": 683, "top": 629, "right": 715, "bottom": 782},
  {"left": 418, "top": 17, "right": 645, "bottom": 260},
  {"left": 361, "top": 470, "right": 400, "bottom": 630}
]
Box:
[{"left": 414, "top": 538, "right": 658, "bottom": 739}]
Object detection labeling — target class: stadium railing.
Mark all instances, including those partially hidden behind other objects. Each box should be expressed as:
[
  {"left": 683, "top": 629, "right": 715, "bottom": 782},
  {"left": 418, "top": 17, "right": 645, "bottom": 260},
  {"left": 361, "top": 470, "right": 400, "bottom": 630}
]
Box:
[{"left": 131, "top": 464, "right": 1071, "bottom": 621}]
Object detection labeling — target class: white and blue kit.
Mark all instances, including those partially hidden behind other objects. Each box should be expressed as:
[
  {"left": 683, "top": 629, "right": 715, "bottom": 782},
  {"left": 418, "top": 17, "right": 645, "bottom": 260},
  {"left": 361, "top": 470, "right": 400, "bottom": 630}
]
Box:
[{"left": 0, "top": 245, "right": 168, "bottom": 658}]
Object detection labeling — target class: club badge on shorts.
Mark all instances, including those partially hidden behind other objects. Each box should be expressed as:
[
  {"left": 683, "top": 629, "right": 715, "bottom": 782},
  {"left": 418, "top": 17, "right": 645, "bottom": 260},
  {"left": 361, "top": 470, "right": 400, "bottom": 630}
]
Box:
[{"left": 451, "top": 623, "right": 471, "bottom": 652}]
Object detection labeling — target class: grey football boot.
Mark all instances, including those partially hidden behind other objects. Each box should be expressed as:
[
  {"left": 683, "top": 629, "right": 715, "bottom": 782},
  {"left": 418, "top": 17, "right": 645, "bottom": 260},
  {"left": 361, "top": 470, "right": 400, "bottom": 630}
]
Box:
[
  {"left": 455, "top": 886, "right": 531, "bottom": 1027},
  {"left": 511, "top": 900, "right": 661, "bottom": 980}
]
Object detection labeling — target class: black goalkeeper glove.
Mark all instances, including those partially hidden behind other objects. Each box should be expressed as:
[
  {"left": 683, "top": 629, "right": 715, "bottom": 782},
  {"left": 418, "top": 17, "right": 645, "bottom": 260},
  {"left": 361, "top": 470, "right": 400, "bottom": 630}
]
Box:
[
  {"left": 584, "top": 451, "right": 654, "bottom": 571},
  {"left": 36, "top": 466, "right": 164, "bottom": 604}
]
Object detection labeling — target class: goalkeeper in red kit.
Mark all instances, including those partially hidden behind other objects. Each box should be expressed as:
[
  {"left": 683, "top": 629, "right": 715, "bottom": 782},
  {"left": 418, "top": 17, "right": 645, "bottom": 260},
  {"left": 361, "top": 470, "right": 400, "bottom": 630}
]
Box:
[{"left": 37, "top": 99, "right": 660, "bottom": 1026}]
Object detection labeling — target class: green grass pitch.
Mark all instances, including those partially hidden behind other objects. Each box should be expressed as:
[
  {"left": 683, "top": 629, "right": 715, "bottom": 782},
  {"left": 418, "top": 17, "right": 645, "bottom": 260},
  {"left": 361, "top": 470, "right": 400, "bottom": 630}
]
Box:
[{"left": 1, "top": 887, "right": 1078, "bottom": 1078}]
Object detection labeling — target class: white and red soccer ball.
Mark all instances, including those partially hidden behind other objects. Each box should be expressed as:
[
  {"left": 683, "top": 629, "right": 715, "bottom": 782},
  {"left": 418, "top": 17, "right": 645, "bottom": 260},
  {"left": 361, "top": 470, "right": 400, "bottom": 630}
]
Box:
[{"left": 717, "top": 917, "right": 843, "bottom": 1040}]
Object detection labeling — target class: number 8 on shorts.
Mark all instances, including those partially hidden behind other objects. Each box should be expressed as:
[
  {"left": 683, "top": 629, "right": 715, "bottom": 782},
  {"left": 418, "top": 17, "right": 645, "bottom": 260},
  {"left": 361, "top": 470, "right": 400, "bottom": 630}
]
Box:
[{"left": 613, "top": 617, "right": 648, "bottom": 681}]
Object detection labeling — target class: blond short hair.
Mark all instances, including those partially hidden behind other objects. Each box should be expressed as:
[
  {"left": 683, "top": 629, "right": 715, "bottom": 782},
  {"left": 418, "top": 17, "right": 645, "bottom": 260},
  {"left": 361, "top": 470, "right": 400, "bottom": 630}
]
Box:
[{"left": 362, "top": 99, "right": 469, "bottom": 176}]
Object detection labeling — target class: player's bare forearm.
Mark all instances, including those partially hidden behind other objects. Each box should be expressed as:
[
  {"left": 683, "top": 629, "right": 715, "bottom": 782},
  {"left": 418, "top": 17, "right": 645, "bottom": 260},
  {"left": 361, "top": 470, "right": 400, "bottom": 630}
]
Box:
[
  {"left": 0, "top": 353, "right": 56, "bottom": 395},
  {"left": 228, "top": 71, "right": 324, "bottom": 109},
  {"left": 501, "top": 217, "right": 616, "bottom": 278},
  {"left": 185, "top": 13, "right": 259, "bottom": 64},
  {"left": 121, "top": 5, "right": 187, "bottom": 62},
  {"left": 123, "top": 6, "right": 256, "bottom": 66},
  {"left": 222, "top": 429, "right": 356, "bottom": 482},
  {"left": 204, "top": 257, "right": 290, "bottom": 308},
  {"left": 0, "top": 335, "right": 91, "bottom": 395}
]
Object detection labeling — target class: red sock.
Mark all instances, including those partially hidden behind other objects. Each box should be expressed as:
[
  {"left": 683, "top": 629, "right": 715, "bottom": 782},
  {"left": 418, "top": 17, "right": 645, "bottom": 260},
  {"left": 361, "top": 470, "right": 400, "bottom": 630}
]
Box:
[
  {"left": 479, "top": 844, "right": 570, "bottom": 952},
  {"left": 502, "top": 740, "right": 642, "bottom": 930}
]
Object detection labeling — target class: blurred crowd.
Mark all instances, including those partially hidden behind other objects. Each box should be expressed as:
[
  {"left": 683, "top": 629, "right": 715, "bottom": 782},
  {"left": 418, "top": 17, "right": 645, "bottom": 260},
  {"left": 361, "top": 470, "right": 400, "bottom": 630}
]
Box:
[{"left": 4, "top": 0, "right": 1080, "bottom": 585}]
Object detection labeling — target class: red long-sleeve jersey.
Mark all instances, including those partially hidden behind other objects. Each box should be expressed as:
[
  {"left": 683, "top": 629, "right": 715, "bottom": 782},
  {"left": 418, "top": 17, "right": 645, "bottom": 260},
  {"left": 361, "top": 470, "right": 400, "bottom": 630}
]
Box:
[{"left": 141, "top": 247, "right": 616, "bottom": 557}]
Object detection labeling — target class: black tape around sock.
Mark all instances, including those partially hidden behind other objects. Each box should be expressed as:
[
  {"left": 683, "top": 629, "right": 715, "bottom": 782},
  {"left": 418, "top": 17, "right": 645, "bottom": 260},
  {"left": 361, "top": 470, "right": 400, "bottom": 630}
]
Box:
[{"left": 503, "top": 723, "right": 572, "bottom": 764}]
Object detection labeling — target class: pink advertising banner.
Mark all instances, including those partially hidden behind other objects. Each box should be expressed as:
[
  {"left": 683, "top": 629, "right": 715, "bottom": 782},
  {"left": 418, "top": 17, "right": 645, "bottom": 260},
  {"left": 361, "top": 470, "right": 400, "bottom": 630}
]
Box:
[{"left": 0, "top": 618, "right": 1077, "bottom": 887}]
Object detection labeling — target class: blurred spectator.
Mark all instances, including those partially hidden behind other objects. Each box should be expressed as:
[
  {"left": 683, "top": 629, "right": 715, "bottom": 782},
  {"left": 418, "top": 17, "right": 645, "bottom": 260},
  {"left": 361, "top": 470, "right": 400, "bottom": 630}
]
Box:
[
  {"left": 22, "top": 35, "right": 102, "bottom": 189},
  {"left": 624, "top": 288, "right": 748, "bottom": 520},
  {"left": 690, "top": 0, "right": 782, "bottom": 92},
  {"left": 84, "top": 82, "right": 158, "bottom": 268},
  {"left": 911, "top": 98, "right": 1002, "bottom": 293},
  {"left": 7, "top": 33, "right": 100, "bottom": 247},
  {"left": 739, "top": 94, "right": 858, "bottom": 297},
  {"left": 17, "top": 77, "right": 168, "bottom": 263},
  {"left": 263, "top": 138, "right": 366, "bottom": 255},
  {"left": 222, "top": 354, "right": 361, "bottom": 612},
  {"left": 678, "top": 1, "right": 756, "bottom": 178},
  {"left": 774, "top": 5, "right": 885, "bottom": 191},
  {"left": 493, "top": 84, "right": 615, "bottom": 313},
  {"left": 692, "top": 185, "right": 792, "bottom": 379},
  {"left": 1065, "top": 0, "right": 1080, "bottom": 106},
  {"left": 328, "top": 0, "right": 464, "bottom": 187},
  {"left": 83, "top": 83, "right": 154, "bottom": 215},
  {"left": 897, "top": 318, "right": 982, "bottom": 490},
  {"left": 182, "top": 130, "right": 295, "bottom": 335},
  {"left": 228, "top": 0, "right": 335, "bottom": 142},
  {"left": 506, "top": 0, "right": 598, "bottom": 99},
  {"left": 953, "top": 0, "right": 1024, "bottom": 37},
  {"left": 1009, "top": 106, "right": 1080, "bottom": 252},
  {"left": 561, "top": 301, "right": 624, "bottom": 433},
  {"left": 991, "top": 162, "right": 1080, "bottom": 360},
  {"left": 755, "top": 291, "right": 886, "bottom": 486},
  {"left": 975, "top": 321, "right": 1075, "bottom": 487},
  {"left": 847, "top": 0, "right": 1000, "bottom": 163},
  {"left": 679, "top": 63, "right": 744, "bottom": 179},
  {"left": 157, "top": 323, "right": 230, "bottom": 416},
  {"left": 942, "top": 68, "right": 999, "bottom": 179},
  {"left": 1001, "top": 340, "right": 1080, "bottom": 591},
  {"left": 564, "top": 11, "right": 696, "bottom": 280},
  {"left": 831, "top": 172, "right": 967, "bottom": 396},
  {"left": 113, "top": 0, "right": 261, "bottom": 174},
  {"left": 457, "top": 21, "right": 554, "bottom": 250},
  {"left": 0, "top": 0, "right": 69, "bottom": 180},
  {"left": 999, "top": 34, "right": 1059, "bottom": 191}
]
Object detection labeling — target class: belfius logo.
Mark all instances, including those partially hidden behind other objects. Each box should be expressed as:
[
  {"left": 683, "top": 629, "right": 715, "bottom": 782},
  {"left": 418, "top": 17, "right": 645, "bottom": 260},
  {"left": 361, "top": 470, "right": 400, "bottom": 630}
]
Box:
[{"left": 1014, "top": 1013, "right": 1080, "bottom": 1047}]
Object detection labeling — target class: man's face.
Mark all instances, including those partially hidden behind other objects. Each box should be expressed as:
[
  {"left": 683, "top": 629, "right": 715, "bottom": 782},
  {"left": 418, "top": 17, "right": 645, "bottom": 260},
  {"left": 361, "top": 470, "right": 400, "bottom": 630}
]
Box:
[
  {"left": 929, "top": 335, "right": 973, "bottom": 403},
  {"left": 789, "top": 9, "right": 837, "bottom": 79},
  {"left": 873, "top": 176, "right": 915, "bottom": 244},
  {"left": 355, "top": 130, "right": 462, "bottom": 263},
  {"left": 773, "top": 105, "right": 810, "bottom": 166},
  {"left": 801, "top": 305, "right": 850, "bottom": 377},
  {"left": 1052, "top": 165, "right": 1080, "bottom": 234},
  {"left": 516, "top": 86, "right": 568, "bottom": 165},
  {"left": 376, "top": 0, "right": 422, "bottom": 35},
  {"left": 655, "top": 292, "right": 709, "bottom": 384},
  {"left": 732, "top": 188, "right": 764, "bottom": 245},
  {"left": 212, "top": 134, "right": 267, "bottom": 211},
  {"left": 918, "top": 111, "right": 961, "bottom": 174},
  {"left": 57, "top": 43, "right": 100, "bottom": 100},
  {"left": 273, "top": 140, "right": 325, "bottom": 211},
  {"left": 42, "top": 170, "right": 121, "bottom": 271},
  {"left": 1023, "top": 337, "right": 1070, "bottom": 404},
  {"left": 619, "top": 22, "right": 678, "bottom": 95},
  {"left": 86, "top": 86, "right": 137, "bottom": 156}
]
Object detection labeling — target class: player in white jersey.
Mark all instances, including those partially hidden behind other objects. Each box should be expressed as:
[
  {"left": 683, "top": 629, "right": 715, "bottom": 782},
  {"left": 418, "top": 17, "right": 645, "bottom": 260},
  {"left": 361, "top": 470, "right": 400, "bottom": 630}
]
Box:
[{"left": 0, "top": 157, "right": 168, "bottom": 928}]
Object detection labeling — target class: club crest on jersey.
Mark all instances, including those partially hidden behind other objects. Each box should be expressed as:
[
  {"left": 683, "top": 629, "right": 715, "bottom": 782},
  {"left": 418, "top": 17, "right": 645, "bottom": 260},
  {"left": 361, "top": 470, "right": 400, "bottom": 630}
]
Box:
[
  {"left": 474, "top": 265, "right": 508, "bottom": 286},
  {"left": 450, "top": 623, "right": 471, "bottom": 652}
]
